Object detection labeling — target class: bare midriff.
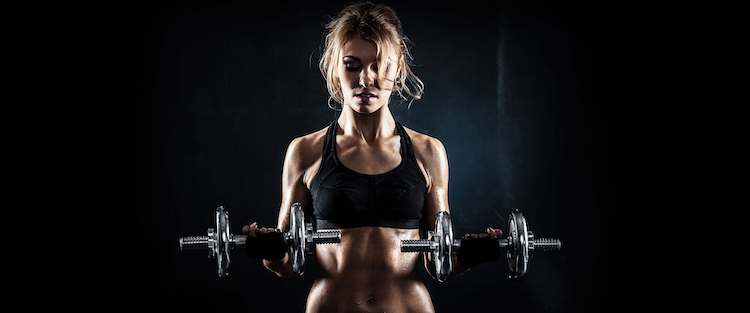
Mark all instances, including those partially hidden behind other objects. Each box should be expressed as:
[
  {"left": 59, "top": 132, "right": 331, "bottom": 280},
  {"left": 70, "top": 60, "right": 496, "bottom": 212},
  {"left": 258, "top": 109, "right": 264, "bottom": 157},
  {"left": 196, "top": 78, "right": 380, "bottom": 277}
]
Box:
[{"left": 306, "top": 227, "right": 434, "bottom": 313}]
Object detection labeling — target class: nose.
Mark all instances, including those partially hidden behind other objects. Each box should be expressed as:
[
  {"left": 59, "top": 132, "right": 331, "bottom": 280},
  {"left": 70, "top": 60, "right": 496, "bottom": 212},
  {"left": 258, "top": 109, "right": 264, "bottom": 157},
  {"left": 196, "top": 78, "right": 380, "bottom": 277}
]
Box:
[{"left": 359, "top": 65, "right": 377, "bottom": 88}]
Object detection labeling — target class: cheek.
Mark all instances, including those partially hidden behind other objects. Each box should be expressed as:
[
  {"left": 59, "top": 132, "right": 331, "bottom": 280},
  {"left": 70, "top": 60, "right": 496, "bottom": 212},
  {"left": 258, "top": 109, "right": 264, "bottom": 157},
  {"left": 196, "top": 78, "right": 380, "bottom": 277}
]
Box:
[{"left": 338, "top": 70, "right": 358, "bottom": 90}]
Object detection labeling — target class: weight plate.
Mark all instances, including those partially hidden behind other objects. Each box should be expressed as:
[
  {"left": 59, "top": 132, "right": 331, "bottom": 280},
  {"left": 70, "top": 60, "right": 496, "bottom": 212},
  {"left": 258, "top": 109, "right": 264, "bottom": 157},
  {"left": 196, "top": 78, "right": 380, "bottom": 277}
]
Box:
[
  {"left": 290, "top": 203, "right": 306, "bottom": 275},
  {"left": 215, "top": 206, "right": 231, "bottom": 277},
  {"left": 434, "top": 211, "right": 453, "bottom": 283},
  {"left": 506, "top": 209, "right": 529, "bottom": 280}
]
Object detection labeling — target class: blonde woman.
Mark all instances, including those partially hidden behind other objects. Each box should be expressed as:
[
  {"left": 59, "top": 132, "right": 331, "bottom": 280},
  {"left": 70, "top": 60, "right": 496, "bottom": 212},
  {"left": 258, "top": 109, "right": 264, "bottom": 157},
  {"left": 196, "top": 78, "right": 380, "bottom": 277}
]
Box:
[{"left": 242, "top": 2, "right": 502, "bottom": 312}]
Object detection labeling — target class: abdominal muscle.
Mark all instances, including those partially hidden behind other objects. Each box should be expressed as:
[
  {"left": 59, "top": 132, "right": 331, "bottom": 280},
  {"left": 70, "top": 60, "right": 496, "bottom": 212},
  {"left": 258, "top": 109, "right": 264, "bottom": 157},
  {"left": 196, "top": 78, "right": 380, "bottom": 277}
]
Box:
[{"left": 306, "top": 227, "right": 434, "bottom": 313}]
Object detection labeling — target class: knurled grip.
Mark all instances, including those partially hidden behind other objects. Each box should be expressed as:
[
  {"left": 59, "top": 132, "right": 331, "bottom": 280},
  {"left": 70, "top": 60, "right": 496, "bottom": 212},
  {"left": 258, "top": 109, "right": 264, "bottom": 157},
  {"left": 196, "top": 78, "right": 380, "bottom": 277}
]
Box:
[{"left": 400, "top": 239, "right": 435, "bottom": 252}]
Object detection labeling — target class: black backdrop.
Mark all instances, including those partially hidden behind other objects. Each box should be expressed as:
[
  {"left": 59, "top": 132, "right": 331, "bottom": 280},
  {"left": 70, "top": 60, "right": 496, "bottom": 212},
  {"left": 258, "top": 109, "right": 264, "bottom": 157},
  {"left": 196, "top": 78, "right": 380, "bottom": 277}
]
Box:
[{"left": 116, "top": 1, "right": 628, "bottom": 312}]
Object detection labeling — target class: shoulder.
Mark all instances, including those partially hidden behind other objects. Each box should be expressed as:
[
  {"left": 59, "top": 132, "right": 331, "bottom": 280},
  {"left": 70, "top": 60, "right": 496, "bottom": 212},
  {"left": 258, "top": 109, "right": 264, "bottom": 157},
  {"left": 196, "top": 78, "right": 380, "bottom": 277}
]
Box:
[
  {"left": 282, "top": 125, "right": 330, "bottom": 188},
  {"left": 285, "top": 126, "right": 328, "bottom": 166},
  {"left": 402, "top": 126, "right": 447, "bottom": 164},
  {"left": 402, "top": 125, "right": 449, "bottom": 194}
]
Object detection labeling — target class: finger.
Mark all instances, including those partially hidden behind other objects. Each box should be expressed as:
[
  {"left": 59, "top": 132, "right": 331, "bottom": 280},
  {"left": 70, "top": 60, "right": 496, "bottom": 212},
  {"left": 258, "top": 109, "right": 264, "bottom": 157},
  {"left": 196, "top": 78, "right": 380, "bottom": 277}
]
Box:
[
  {"left": 486, "top": 227, "right": 498, "bottom": 239},
  {"left": 262, "top": 227, "right": 277, "bottom": 234},
  {"left": 242, "top": 222, "right": 258, "bottom": 237},
  {"left": 470, "top": 233, "right": 479, "bottom": 239}
]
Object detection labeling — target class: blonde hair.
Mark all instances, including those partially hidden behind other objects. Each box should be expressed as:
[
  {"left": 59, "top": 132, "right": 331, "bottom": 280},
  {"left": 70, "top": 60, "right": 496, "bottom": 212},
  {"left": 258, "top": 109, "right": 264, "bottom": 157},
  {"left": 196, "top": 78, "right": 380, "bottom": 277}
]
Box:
[{"left": 319, "top": 2, "right": 424, "bottom": 108}]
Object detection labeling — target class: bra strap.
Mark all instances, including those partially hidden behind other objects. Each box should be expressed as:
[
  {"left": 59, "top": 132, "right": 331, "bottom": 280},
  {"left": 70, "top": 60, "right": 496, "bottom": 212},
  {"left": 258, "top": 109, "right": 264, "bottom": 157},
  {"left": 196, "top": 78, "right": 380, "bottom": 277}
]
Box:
[{"left": 395, "top": 122, "right": 418, "bottom": 163}]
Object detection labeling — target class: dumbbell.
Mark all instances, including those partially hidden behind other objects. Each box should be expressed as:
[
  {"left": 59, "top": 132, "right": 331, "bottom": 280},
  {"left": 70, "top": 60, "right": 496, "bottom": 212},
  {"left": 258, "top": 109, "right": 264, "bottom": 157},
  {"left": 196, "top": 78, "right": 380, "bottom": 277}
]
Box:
[
  {"left": 401, "top": 209, "right": 561, "bottom": 282},
  {"left": 179, "top": 203, "right": 341, "bottom": 277}
]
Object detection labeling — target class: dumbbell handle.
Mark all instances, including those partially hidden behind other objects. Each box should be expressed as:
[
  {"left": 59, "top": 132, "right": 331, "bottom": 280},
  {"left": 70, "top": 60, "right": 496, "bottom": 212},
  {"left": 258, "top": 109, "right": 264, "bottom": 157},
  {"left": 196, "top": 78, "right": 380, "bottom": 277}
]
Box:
[
  {"left": 400, "top": 237, "right": 561, "bottom": 253},
  {"left": 296, "top": 231, "right": 342, "bottom": 244},
  {"left": 179, "top": 236, "right": 213, "bottom": 250},
  {"left": 179, "top": 231, "right": 341, "bottom": 251}
]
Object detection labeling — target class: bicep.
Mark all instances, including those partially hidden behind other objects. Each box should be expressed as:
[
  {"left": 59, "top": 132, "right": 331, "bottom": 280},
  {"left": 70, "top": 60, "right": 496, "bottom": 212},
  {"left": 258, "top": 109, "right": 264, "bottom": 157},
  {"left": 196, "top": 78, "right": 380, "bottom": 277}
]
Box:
[
  {"left": 276, "top": 138, "right": 314, "bottom": 232},
  {"left": 422, "top": 138, "right": 450, "bottom": 232}
]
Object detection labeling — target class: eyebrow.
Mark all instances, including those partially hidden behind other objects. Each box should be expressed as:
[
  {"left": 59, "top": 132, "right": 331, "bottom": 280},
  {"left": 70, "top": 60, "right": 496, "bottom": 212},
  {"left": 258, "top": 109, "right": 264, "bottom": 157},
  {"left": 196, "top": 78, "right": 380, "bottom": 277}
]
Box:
[{"left": 343, "top": 55, "right": 377, "bottom": 63}]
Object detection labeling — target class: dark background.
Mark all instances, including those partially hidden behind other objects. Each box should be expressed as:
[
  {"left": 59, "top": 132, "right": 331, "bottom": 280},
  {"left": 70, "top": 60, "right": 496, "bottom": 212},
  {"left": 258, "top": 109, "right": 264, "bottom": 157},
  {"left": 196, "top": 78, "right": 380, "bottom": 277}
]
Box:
[{"left": 116, "top": 0, "right": 628, "bottom": 312}]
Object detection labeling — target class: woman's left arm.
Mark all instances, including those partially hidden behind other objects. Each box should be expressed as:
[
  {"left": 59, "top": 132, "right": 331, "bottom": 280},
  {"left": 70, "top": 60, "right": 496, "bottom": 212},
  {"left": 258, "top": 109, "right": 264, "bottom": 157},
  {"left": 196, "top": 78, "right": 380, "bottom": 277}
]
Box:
[
  {"left": 411, "top": 133, "right": 471, "bottom": 278},
  {"left": 416, "top": 133, "right": 501, "bottom": 279}
]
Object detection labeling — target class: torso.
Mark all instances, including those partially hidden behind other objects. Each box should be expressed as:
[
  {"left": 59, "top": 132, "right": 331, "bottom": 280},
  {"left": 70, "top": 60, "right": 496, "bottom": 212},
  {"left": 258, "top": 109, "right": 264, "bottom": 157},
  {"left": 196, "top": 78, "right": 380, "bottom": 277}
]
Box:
[
  {"left": 309, "top": 228, "right": 433, "bottom": 312},
  {"left": 297, "top": 121, "right": 435, "bottom": 313}
]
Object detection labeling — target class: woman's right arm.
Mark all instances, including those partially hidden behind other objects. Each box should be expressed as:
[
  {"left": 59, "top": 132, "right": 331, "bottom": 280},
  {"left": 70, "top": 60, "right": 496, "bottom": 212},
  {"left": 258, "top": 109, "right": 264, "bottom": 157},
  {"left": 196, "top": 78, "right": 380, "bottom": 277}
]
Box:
[{"left": 247, "top": 133, "right": 322, "bottom": 278}]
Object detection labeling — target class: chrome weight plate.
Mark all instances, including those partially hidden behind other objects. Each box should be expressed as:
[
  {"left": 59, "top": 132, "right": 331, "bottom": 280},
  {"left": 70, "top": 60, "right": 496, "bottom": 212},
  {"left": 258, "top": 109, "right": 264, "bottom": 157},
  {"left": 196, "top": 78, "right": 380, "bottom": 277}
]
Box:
[
  {"left": 434, "top": 211, "right": 454, "bottom": 283},
  {"left": 506, "top": 209, "right": 529, "bottom": 280}
]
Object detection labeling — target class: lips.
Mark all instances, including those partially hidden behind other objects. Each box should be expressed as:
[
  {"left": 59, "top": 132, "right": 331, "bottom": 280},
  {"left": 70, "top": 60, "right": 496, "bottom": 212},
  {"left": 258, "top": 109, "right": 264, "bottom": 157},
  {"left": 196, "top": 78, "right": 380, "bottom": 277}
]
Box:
[
  {"left": 355, "top": 92, "right": 377, "bottom": 102},
  {"left": 356, "top": 92, "right": 376, "bottom": 98}
]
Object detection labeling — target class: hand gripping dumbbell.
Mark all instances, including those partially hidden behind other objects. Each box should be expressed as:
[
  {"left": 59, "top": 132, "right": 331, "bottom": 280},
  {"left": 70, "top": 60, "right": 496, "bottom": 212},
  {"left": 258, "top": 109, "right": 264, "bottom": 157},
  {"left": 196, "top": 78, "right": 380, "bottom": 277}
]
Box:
[
  {"left": 401, "top": 209, "right": 561, "bottom": 282},
  {"left": 179, "top": 203, "right": 341, "bottom": 277}
]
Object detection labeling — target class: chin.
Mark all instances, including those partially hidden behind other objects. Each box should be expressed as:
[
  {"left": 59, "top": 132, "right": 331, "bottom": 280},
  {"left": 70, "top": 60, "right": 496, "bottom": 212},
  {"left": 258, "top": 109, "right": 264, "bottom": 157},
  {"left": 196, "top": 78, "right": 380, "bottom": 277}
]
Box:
[{"left": 349, "top": 100, "right": 386, "bottom": 114}]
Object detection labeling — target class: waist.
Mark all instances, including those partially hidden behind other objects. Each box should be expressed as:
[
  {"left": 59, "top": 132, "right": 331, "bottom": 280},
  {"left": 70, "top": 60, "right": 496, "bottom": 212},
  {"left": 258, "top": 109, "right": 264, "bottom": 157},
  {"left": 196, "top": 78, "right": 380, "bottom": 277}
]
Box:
[
  {"left": 316, "top": 218, "right": 420, "bottom": 230},
  {"left": 314, "top": 227, "right": 420, "bottom": 276}
]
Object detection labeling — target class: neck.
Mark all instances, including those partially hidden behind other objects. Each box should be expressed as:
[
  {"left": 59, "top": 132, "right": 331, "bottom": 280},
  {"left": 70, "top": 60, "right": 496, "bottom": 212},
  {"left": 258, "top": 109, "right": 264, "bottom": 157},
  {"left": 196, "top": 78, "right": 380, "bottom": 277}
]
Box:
[{"left": 337, "top": 105, "right": 396, "bottom": 143}]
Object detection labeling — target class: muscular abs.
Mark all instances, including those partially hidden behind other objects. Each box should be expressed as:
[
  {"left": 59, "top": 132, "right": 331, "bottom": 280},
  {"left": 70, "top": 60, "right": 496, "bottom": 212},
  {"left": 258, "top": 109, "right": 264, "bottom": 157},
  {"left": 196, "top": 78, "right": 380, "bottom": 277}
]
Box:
[{"left": 307, "top": 227, "right": 434, "bottom": 312}]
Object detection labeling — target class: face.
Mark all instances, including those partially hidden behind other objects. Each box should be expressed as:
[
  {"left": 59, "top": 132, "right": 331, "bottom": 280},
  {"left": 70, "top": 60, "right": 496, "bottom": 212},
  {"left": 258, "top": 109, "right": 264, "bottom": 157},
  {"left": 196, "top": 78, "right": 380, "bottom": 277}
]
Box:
[{"left": 337, "top": 36, "right": 400, "bottom": 114}]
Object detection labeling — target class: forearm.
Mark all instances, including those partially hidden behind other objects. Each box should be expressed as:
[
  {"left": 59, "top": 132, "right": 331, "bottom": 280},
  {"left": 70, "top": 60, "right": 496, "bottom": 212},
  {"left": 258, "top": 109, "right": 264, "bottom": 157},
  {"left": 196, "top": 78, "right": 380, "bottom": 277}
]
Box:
[
  {"left": 451, "top": 252, "right": 470, "bottom": 276},
  {"left": 262, "top": 252, "right": 296, "bottom": 278},
  {"left": 243, "top": 224, "right": 296, "bottom": 278}
]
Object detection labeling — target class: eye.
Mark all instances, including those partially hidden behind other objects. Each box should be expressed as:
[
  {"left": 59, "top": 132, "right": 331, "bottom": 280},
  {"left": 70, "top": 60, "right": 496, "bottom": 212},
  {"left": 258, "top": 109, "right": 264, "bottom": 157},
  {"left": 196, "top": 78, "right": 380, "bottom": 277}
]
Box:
[{"left": 345, "top": 62, "right": 361, "bottom": 72}]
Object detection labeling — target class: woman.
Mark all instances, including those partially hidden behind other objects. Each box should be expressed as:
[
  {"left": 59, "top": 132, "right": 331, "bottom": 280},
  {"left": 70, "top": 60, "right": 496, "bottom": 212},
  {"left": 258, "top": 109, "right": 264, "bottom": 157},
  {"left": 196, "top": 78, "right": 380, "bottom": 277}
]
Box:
[{"left": 242, "top": 3, "right": 501, "bottom": 312}]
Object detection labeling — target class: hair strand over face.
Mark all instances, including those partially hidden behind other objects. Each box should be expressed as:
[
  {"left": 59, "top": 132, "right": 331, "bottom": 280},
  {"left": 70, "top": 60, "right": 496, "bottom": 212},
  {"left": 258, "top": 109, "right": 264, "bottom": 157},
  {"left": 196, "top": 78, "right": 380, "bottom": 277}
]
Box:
[{"left": 319, "top": 2, "right": 424, "bottom": 109}]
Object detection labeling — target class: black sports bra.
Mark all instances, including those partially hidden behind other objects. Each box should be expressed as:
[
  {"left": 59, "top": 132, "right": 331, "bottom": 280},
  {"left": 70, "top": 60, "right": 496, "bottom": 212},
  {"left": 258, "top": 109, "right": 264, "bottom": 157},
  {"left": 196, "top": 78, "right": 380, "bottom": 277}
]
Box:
[{"left": 310, "top": 121, "right": 426, "bottom": 229}]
